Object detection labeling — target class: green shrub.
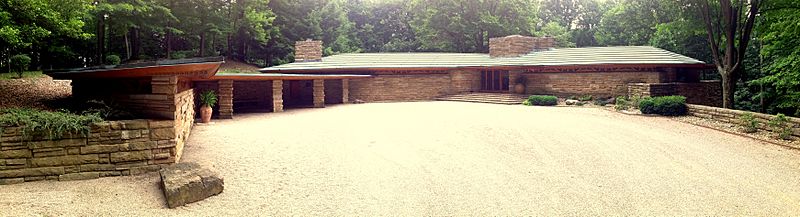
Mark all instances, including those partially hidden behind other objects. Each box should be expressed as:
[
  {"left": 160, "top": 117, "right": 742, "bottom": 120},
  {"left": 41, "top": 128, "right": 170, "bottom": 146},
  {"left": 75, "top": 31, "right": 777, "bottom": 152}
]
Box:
[
  {"left": 578, "top": 95, "right": 593, "bottom": 101},
  {"left": 638, "top": 96, "right": 687, "bottom": 116},
  {"left": 614, "top": 96, "right": 629, "bottom": 110},
  {"left": 0, "top": 108, "right": 102, "bottom": 140},
  {"left": 199, "top": 90, "right": 218, "bottom": 107},
  {"left": 738, "top": 112, "right": 759, "bottom": 133},
  {"left": 525, "top": 95, "right": 558, "bottom": 106},
  {"left": 768, "top": 114, "right": 794, "bottom": 140},
  {"left": 10, "top": 54, "right": 31, "bottom": 78},
  {"left": 105, "top": 55, "right": 121, "bottom": 65}
]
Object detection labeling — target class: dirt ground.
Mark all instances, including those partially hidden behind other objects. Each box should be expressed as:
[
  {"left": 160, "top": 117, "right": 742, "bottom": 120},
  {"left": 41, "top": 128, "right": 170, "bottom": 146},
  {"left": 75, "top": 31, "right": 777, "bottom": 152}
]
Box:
[{"left": 2, "top": 102, "right": 800, "bottom": 216}]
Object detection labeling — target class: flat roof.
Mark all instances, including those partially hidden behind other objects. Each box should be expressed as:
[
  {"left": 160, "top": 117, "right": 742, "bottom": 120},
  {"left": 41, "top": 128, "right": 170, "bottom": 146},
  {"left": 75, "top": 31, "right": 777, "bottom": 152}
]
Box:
[
  {"left": 260, "top": 46, "right": 710, "bottom": 73},
  {"left": 46, "top": 57, "right": 224, "bottom": 79}
]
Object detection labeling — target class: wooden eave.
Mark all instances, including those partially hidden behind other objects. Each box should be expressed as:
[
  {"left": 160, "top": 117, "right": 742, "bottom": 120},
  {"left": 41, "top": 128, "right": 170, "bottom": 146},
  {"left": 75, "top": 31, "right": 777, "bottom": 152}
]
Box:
[
  {"left": 194, "top": 73, "right": 372, "bottom": 81},
  {"left": 259, "top": 63, "right": 715, "bottom": 74},
  {"left": 47, "top": 61, "right": 223, "bottom": 80}
]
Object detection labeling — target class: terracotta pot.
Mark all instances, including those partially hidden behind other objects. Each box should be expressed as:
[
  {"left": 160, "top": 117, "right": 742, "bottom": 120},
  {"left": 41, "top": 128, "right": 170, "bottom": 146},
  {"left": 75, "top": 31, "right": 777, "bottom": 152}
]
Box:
[
  {"left": 513, "top": 83, "right": 526, "bottom": 94},
  {"left": 200, "top": 106, "right": 213, "bottom": 123}
]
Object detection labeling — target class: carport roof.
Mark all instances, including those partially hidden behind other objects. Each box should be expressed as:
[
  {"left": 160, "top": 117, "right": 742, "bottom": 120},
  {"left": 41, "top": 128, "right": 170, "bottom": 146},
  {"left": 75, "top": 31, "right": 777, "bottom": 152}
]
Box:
[
  {"left": 46, "top": 57, "right": 224, "bottom": 79},
  {"left": 260, "top": 46, "right": 709, "bottom": 73},
  {"left": 199, "top": 73, "right": 372, "bottom": 81}
]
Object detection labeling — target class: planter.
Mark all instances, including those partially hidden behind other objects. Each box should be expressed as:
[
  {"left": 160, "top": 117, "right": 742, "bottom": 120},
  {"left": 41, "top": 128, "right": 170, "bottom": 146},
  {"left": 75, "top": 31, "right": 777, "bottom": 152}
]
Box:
[
  {"left": 513, "top": 83, "right": 526, "bottom": 94},
  {"left": 200, "top": 106, "right": 213, "bottom": 123}
]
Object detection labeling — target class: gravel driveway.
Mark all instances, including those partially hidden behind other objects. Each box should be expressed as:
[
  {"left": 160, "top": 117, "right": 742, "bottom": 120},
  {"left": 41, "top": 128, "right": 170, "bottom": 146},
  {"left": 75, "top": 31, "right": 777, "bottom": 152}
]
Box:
[{"left": 2, "top": 102, "right": 800, "bottom": 216}]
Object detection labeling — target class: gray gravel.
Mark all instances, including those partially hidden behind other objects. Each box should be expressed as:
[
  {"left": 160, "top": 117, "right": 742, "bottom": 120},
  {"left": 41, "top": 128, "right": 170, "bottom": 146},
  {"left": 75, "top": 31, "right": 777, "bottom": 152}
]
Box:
[{"left": 2, "top": 101, "right": 800, "bottom": 216}]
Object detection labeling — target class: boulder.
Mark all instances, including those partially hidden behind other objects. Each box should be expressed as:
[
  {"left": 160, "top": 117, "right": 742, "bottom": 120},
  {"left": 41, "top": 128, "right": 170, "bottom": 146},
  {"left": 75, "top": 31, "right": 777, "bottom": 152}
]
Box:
[
  {"left": 160, "top": 162, "right": 224, "bottom": 208},
  {"left": 565, "top": 99, "right": 579, "bottom": 105}
]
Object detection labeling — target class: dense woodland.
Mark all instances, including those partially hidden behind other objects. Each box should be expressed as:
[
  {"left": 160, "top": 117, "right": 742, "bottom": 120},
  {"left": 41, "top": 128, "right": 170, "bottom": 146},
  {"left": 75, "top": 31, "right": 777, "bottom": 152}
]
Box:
[{"left": 0, "top": 0, "right": 798, "bottom": 115}]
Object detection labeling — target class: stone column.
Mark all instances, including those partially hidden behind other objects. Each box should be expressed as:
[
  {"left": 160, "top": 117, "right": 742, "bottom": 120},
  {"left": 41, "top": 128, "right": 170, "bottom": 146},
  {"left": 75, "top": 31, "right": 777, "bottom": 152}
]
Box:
[
  {"left": 508, "top": 71, "right": 521, "bottom": 93},
  {"left": 218, "top": 80, "right": 233, "bottom": 119},
  {"left": 313, "top": 79, "right": 325, "bottom": 108},
  {"left": 272, "top": 80, "right": 283, "bottom": 112},
  {"left": 341, "top": 79, "right": 349, "bottom": 103}
]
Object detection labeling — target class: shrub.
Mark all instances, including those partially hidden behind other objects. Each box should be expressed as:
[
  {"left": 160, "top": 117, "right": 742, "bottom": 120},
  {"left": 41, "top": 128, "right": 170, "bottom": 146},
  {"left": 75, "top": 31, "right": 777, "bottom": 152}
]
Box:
[
  {"left": 768, "top": 114, "right": 794, "bottom": 140},
  {"left": 10, "top": 54, "right": 31, "bottom": 78},
  {"left": 0, "top": 108, "right": 102, "bottom": 140},
  {"left": 524, "top": 95, "right": 558, "bottom": 106},
  {"left": 638, "top": 96, "right": 687, "bottom": 116},
  {"left": 199, "top": 90, "right": 218, "bottom": 107},
  {"left": 105, "top": 55, "right": 121, "bottom": 65},
  {"left": 614, "top": 96, "right": 629, "bottom": 110},
  {"left": 738, "top": 112, "right": 759, "bottom": 133},
  {"left": 578, "top": 95, "right": 593, "bottom": 101}
]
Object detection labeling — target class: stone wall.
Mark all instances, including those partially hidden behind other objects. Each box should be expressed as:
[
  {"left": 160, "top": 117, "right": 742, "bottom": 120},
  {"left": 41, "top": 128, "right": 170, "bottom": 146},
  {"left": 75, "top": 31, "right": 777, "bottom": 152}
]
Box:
[
  {"left": 523, "top": 71, "right": 661, "bottom": 98},
  {"left": 349, "top": 73, "right": 455, "bottom": 102},
  {"left": 450, "top": 70, "right": 481, "bottom": 93},
  {"left": 173, "top": 89, "right": 194, "bottom": 162},
  {"left": 687, "top": 104, "right": 800, "bottom": 139},
  {"left": 628, "top": 81, "right": 722, "bottom": 107},
  {"left": 0, "top": 119, "right": 182, "bottom": 185},
  {"left": 295, "top": 40, "right": 323, "bottom": 62}
]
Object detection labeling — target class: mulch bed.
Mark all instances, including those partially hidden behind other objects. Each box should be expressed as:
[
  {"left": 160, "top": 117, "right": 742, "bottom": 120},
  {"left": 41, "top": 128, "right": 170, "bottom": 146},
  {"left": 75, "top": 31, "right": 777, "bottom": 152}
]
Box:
[
  {"left": 672, "top": 116, "right": 799, "bottom": 149},
  {"left": 0, "top": 76, "right": 72, "bottom": 110}
]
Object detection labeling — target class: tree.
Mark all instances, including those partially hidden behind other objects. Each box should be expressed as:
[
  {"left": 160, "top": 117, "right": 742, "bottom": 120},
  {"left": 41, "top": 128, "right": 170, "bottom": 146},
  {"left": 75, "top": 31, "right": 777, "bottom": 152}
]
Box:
[
  {"left": 695, "top": 0, "right": 762, "bottom": 108},
  {"left": 751, "top": 0, "right": 800, "bottom": 115},
  {"left": 10, "top": 54, "right": 30, "bottom": 78}
]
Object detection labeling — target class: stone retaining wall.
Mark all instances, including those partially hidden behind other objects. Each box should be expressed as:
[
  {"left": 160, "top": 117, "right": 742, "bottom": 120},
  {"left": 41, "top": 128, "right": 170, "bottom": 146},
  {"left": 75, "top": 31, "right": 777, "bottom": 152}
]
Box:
[
  {"left": 628, "top": 81, "right": 722, "bottom": 107},
  {"left": 687, "top": 104, "right": 800, "bottom": 139},
  {"left": 0, "top": 119, "right": 182, "bottom": 185}
]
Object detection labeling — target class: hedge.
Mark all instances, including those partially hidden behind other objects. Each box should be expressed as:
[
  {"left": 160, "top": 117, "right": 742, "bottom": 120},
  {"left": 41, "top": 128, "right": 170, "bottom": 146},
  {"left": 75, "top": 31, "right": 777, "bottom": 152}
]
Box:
[
  {"left": 639, "top": 96, "right": 687, "bottom": 116},
  {"left": 524, "top": 95, "right": 558, "bottom": 106}
]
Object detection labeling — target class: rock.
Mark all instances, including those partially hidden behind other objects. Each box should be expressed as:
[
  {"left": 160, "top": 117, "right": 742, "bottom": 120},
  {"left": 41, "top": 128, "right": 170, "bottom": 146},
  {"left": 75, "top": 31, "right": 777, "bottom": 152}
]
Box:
[
  {"left": 565, "top": 99, "right": 579, "bottom": 105},
  {"left": 160, "top": 162, "right": 224, "bottom": 208}
]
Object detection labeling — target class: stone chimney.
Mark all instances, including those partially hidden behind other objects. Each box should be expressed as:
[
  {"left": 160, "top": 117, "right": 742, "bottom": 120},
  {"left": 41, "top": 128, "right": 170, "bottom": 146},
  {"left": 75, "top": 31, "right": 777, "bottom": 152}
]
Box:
[
  {"left": 294, "top": 39, "right": 323, "bottom": 62},
  {"left": 489, "top": 35, "right": 556, "bottom": 58}
]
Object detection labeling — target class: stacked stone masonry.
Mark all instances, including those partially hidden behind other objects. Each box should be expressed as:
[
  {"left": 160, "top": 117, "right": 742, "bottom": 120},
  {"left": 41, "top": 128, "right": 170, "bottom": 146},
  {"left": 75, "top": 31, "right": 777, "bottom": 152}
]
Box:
[
  {"left": 687, "top": 104, "right": 800, "bottom": 139},
  {"left": 272, "top": 80, "right": 284, "bottom": 112},
  {"left": 628, "top": 81, "right": 722, "bottom": 107},
  {"left": 313, "top": 79, "right": 325, "bottom": 108},
  {"left": 295, "top": 40, "right": 323, "bottom": 62},
  {"left": 489, "top": 35, "right": 555, "bottom": 58},
  {"left": 218, "top": 80, "right": 234, "bottom": 119},
  {"left": 0, "top": 119, "right": 182, "bottom": 185},
  {"left": 523, "top": 71, "right": 661, "bottom": 98}
]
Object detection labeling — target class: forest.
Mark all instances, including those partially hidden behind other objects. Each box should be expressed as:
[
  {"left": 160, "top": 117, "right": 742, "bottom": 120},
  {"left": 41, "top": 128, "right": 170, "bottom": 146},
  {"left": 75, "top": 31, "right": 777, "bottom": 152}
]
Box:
[{"left": 0, "top": 0, "right": 798, "bottom": 115}]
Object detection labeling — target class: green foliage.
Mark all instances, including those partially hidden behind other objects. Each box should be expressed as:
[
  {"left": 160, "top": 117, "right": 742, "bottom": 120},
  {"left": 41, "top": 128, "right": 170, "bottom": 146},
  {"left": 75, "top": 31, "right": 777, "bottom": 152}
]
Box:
[
  {"left": 638, "top": 96, "right": 687, "bottom": 116},
  {"left": 82, "top": 100, "right": 133, "bottom": 120},
  {"left": 525, "top": 95, "right": 558, "bottom": 106},
  {"left": 105, "top": 55, "right": 121, "bottom": 65},
  {"left": 0, "top": 71, "right": 43, "bottom": 80},
  {"left": 578, "top": 95, "right": 593, "bottom": 101},
  {"left": 753, "top": 0, "right": 800, "bottom": 116},
  {"left": 534, "top": 22, "right": 575, "bottom": 48},
  {"left": 738, "top": 112, "right": 759, "bottom": 133},
  {"left": 0, "top": 108, "right": 102, "bottom": 140},
  {"left": 768, "top": 114, "right": 794, "bottom": 140},
  {"left": 10, "top": 54, "right": 31, "bottom": 78},
  {"left": 199, "top": 90, "right": 218, "bottom": 107},
  {"left": 615, "top": 96, "right": 630, "bottom": 111}
]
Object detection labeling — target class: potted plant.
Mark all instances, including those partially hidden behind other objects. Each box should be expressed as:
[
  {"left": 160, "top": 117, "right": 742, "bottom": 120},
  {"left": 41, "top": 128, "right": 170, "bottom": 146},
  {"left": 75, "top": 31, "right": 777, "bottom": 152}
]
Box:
[
  {"left": 513, "top": 75, "right": 528, "bottom": 94},
  {"left": 199, "top": 90, "right": 218, "bottom": 123}
]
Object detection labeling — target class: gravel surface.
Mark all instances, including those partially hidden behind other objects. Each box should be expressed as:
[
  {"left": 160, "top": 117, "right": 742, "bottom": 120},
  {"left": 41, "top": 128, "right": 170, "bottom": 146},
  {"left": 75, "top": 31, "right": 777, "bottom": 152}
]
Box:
[
  {"left": 673, "top": 115, "right": 799, "bottom": 149},
  {"left": 3, "top": 102, "right": 800, "bottom": 216},
  {"left": 0, "top": 76, "right": 71, "bottom": 110}
]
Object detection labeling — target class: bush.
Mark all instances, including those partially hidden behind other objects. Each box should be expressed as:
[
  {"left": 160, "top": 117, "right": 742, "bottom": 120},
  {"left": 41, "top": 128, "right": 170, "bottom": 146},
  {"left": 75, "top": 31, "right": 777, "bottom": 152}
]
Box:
[
  {"left": 578, "top": 95, "right": 593, "bottom": 101},
  {"left": 105, "top": 55, "right": 121, "bottom": 65},
  {"left": 0, "top": 108, "right": 102, "bottom": 140},
  {"left": 199, "top": 90, "right": 218, "bottom": 107},
  {"left": 614, "top": 96, "right": 629, "bottom": 110},
  {"left": 768, "top": 114, "right": 794, "bottom": 140},
  {"left": 738, "top": 112, "right": 759, "bottom": 133},
  {"left": 638, "top": 96, "right": 687, "bottom": 116},
  {"left": 10, "top": 54, "right": 31, "bottom": 78},
  {"left": 524, "top": 95, "right": 558, "bottom": 106}
]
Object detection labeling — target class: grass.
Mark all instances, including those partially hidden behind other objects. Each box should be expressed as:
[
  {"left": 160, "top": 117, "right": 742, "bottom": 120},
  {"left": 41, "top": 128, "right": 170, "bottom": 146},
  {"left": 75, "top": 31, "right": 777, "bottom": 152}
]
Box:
[{"left": 0, "top": 71, "right": 44, "bottom": 80}]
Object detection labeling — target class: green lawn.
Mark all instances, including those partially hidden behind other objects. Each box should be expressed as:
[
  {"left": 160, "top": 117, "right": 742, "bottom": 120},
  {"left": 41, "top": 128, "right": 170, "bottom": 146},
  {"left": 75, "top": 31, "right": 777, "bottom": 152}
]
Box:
[{"left": 0, "top": 71, "right": 44, "bottom": 80}]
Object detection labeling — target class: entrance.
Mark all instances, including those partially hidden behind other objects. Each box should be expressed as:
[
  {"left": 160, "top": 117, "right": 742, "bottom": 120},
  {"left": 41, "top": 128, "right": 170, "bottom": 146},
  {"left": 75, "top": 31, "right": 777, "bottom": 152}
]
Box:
[{"left": 480, "top": 70, "right": 509, "bottom": 92}]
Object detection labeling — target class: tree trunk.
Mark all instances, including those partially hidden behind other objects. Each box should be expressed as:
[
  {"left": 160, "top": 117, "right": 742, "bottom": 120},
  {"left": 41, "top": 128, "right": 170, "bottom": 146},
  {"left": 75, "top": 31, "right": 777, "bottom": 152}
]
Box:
[
  {"left": 124, "top": 32, "right": 131, "bottom": 60},
  {"left": 199, "top": 33, "right": 206, "bottom": 57},
  {"left": 96, "top": 12, "right": 105, "bottom": 65},
  {"left": 721, "top": 73, "right": 735, "bottom": 109},
  {"left": 131, "top": 28, "right": 140, "bottom": 60}
]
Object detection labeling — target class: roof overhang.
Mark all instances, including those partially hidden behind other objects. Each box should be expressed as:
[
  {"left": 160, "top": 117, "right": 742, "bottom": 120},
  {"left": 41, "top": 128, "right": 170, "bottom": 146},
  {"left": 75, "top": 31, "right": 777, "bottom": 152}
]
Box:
[
  {"left": 259, "top": 63, "right": 715, "bottom": 74},
  {"left": 46, "top": 57, "right": 224, "bottom": 80},
  {"left": 195, "top": 73, "right": 372, "bottom": 81}
]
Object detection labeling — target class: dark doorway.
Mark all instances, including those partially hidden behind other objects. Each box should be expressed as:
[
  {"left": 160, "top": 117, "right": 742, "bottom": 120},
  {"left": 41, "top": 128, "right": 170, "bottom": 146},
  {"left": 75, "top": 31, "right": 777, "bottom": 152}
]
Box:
[
  {"left": 480, "top": 70, "right": 509, "bottom": 92},
  {"left": 283, "top": 80, "right": 314, "bottom": 108}
]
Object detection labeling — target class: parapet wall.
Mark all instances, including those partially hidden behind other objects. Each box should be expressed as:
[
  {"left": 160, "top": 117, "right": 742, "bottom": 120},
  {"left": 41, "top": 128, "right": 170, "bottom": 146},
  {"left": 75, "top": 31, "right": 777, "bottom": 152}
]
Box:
[
  {"left": 687, "top": 104, "right": 800, "bottom": 139},
  {"left": 0, "top": 119, "right": 181, "bottom": 185},
  {"left": 628, "top": 81, "right": 722, "bottom": 107}
]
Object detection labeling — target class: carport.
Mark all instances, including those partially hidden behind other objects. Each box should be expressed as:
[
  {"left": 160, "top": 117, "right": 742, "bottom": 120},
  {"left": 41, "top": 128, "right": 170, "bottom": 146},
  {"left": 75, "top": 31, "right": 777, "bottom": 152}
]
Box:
[{"left": 193, "top": 73, "right": 371, "bottom": 119}]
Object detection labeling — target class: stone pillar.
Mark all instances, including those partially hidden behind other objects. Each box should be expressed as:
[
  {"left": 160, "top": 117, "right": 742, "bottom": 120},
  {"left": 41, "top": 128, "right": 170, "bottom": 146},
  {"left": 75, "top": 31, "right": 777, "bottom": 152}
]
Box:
[
  {"left": 508, "top": 71, "right": 522, "bottom": 94},
  {"left": 272, "top": 80, "right": 283, "bottom": 112},
  {"left": 218, "top": 80, "right": 233, "bottom": 119},
  {"left": 313, "top": 79, "right": 325, "bottom": 108},
  {"left": 341, "top": 79, "right": 349, "bottom": 103}
]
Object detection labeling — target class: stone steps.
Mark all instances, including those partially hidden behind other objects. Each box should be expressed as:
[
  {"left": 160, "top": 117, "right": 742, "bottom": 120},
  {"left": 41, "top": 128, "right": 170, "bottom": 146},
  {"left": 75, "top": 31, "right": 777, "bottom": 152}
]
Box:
[{"left": 436, "top": 92, "right": 527, "bottom": 105}]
